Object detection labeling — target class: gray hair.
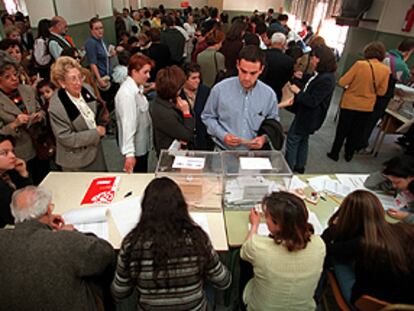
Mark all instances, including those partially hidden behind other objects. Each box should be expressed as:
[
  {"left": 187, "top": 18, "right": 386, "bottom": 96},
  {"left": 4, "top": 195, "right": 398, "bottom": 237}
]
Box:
[
  {"left": 11, "top": 186, "right": 52, "bottom": 223},
  {"left": 0, "top": 50, "right": 17, "bottom": 75},
  {"left": 271, "top": 32, "right": 286, "bottom": 45}
]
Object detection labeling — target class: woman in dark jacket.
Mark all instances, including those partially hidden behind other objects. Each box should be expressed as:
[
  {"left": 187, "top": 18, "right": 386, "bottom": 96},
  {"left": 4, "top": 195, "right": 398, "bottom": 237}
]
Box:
[
  {"left": 285, "top": 45, "right": 337, "bottom": 173},
  {"left": 0, "top": 135, "right": 32, "bottom": 227},
  {"left": 150, "top": 65, "right": 195, "bottom": 156}
]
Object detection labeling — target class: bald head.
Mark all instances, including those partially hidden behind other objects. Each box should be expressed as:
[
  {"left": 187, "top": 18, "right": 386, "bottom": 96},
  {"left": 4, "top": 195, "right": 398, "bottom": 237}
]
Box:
[
  {"left": 50, "top": 16, "right": 68, "bottom": 35},
  {"left": 11, "top": 186, "right": 52, "bottom": 223}
]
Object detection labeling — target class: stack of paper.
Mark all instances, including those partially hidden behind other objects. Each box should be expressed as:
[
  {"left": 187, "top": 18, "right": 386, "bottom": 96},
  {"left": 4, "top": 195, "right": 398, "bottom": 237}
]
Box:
[
  {"left": 108, "top": 196, "right": 142, "bottom": 239},
  {"left": 63, "top": 206, "right": 109, "bottom": 240}
]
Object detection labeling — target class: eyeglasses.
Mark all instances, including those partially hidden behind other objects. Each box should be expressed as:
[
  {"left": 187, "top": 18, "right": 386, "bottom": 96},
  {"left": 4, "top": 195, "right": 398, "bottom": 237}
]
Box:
[
  {"left": 0, "top": 149, "right": 15, "bottom": 157},
  {"left": 65, "top": 75, "right": 85, "bottom": 84},
  {"left": 1, "top": 71, "right": 18, "bottom": 80}
]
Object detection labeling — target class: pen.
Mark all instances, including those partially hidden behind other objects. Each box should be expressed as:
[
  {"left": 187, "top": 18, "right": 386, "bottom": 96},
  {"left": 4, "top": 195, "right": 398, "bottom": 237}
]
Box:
[{"left": 124, "top": 191, "right": 133, "bottom": 198}]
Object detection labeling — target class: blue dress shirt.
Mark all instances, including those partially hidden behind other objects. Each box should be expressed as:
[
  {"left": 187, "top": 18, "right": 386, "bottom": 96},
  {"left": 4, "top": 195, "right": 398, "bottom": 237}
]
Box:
[{"left": 202, "top": 77, "right": 279, "bottom": 150}]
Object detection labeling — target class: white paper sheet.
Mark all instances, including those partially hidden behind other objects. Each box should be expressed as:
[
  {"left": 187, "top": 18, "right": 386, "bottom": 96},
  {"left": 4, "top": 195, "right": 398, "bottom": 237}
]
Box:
[
  {"left": 190, "top": 213, "right": 211, "bottom": 236},
  {"left": 324, "top": 180, "right": 352, "bottom": 197},
  {"left": 108, "top": 196, "right": 142, "bottom": 239},
  {"left": 63, "top": 206, "right": 107, "bottom": 224},
  {"left": 376, "top": 194, "right": 396, "bottom": 211},
  {"left": 289, "top": 176, "right": 308, "bottom": 190},
  {"left": 239, "top": 157, "right": 272, "bottom": 170},
  {"left": 74, "top": 222, "right": 109, "bottom": 240},
  {"left": 172, "top": 156, "right": 205, "bottom": 169},
  {"left": 249, "top": 223, "right": 271, "bottom": 236},
  {"left": 335, "top": 174, "right": 369, "bottom": 190},
  {"left": 307, "top": 175, "right": 334, "bottom": 192}
]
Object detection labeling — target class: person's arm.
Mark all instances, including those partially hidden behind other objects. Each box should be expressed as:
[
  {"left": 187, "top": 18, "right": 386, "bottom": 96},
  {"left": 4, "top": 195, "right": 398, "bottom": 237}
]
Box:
[
  {"left": 48, "top": 99, "right": 101, "bottom": 149},
  {"left": 48, "top": 40, "right": 63, "bottom": 59},
  {"left": 338, "top": 62, "right": 358, "bottom": 88},
  {"left": 204, "top": 239, "right": 232, "bottom": 289},
  {"left": 111, "top": 242, "right": 135, "bottom": 301},
  {"left": 116, "top": 89, "right": 137, "bottom": 173},
  {"left": 85, "top": 41, "right": 107, "bottom": 89},
  {"left": 294, "top": 74, "right": 335, "bottom": 109},
  {"left": 201, "top": 86, "right": 228, "bottom": 142}
]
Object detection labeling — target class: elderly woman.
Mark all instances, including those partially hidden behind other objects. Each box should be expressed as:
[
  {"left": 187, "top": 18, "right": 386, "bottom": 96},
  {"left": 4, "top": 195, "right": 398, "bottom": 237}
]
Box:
[
  {"left": 328, "top": 41, "right": 390, "bottom": 162},
  {"left": 150, "top": 65, "right": 195, "bottom": 156},
  {"left": 49, "top": 56, "right": 107, "bottom": 172},
  {"left": 0, "top": 135, "right": 32, "bottom": 228},
  {"left": 115, "top": 54, "right": 154, "bottom": 173},
  {"left": 0, "top": 51, "right": 46, "bottom": 183}
]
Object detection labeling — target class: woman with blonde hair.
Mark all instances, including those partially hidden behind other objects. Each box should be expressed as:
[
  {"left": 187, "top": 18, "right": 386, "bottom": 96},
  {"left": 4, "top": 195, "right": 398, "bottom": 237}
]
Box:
[{"left": 49, "top": 56, "right": 107, "bottom": 171}]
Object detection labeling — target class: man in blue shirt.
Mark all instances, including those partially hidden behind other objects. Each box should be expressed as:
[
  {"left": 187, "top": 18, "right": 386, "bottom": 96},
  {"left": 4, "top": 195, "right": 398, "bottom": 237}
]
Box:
[
  {"left": 85, "top": 17, "right": 118, "bottom": 110},
  {"left": 202, "top": 45, "right": 279, "bottom": 150}
]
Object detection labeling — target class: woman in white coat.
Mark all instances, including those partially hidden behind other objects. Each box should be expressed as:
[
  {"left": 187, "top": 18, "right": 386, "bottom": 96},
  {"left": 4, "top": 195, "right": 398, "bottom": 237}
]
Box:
[{"left": 115, "top": 54, "right": 154, "bottom": 173}]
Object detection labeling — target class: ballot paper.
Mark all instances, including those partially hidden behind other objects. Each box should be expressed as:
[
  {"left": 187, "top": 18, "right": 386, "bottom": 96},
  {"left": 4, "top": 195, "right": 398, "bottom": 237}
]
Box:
[
  {"left": 307, "top": 175, "right": 334, "bottom": 192},
  {"left": 190, "top": 213, "right": 211, "bottom": 236},
  {"left": 335, "top": 174, "right": 369, "bottom": 191},
  {"left": 376, "top": 194, "right": 397, "bottom": 211},
  {"left": 172, "top": 156, "right": 205, "bottom": 170},
  {"left": 108, "top": 196, "right": 142, "bottom": 239},
  {"left": 248, "top": 210, "right": 324, "bottom": 236},
  {"left": 323, "top": 180, "right": 352, "bottom": 197},
  {"left": 239, "top": 157, "right": 272, "bottom": 170},
  {"left": 62, "top": 206, "right": 109, "bottom": 240},
  {"left": 289, "top": 176, "right": 308, "bottom": 190}
]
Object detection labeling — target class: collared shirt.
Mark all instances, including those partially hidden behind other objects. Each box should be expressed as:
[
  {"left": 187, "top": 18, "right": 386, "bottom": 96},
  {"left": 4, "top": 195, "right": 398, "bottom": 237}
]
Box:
[
  {"left": 202, "top": 76, "right": 279, "bottom": 150},
  {"left": 115, "top": 76, "right": 152, "bottom": 157},
  {"left": 49, "top": 32, "right": 72, "bottom": 59},
  {"left": 84, "top": 36, "right": 112, "bottom": 77},
  {"left": 66, "top": 91, "right": 96, "bottom": 129}
]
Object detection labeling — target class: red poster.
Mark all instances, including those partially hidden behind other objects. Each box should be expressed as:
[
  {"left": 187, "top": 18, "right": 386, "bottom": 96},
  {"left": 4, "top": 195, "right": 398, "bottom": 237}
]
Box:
[{"left": 81, "top": 176, "right": 120, "bottom": 205}]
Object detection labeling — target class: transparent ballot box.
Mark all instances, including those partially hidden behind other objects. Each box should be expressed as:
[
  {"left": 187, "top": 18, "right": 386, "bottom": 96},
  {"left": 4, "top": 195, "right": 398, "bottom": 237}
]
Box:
[
  {"left": 155, "top": 150, "right": 223, "bottom": 210},
  {"left": 221, "top": 150, "right": 293, "bottom": 210}
]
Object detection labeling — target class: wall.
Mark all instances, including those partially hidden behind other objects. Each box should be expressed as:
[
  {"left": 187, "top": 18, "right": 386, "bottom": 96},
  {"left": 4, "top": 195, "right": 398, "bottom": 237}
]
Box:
[
  {"left": 141, "top": 0, "right": 208, "bottom": 8},
  {"left": 223, "top": 0, "right": 283, "bottom": 12}
]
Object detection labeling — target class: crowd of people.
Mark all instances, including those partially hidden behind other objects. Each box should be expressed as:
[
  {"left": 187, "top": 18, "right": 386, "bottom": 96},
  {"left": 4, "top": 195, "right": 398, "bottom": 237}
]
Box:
[{"left": 0, "top": 4, "right": 414, "bottom": 311}]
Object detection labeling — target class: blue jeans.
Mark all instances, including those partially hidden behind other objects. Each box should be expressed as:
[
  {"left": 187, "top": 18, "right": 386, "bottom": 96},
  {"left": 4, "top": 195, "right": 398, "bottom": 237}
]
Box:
[{"left": 285, "top": 121, "right": 310, "bottom": 171}]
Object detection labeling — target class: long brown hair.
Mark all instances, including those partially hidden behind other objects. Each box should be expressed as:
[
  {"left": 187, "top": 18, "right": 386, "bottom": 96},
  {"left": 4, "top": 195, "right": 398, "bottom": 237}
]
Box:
[
  {"left": 329, "top": 190, "right": 414, "bottom": 274},
  {"left": 262, "top": 191, "right": 313, "bottom": 252}
]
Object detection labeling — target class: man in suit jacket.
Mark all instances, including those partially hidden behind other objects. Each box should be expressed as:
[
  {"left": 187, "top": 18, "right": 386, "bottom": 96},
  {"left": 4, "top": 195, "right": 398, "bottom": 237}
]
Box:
[
  {"left": 0, "top": 185, "right": 115, "bottom": 311},
  {"left": 262, "top": 32, "right": 295, "bottom": 102}
]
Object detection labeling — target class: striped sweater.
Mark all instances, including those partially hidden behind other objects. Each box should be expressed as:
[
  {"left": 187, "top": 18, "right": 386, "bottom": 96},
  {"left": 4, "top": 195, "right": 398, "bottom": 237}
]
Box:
[{"left": 111, "top": 236, "right": 231, "bottom": 310}]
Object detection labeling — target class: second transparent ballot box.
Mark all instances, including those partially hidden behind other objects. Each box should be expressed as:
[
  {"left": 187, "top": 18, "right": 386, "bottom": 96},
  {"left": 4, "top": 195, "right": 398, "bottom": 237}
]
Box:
[
  {"left": 155, "top": 150, "right": 223, "bottom": 210},
  {"left": 221, "top": 150, "right": 293, "bottom": 210}
]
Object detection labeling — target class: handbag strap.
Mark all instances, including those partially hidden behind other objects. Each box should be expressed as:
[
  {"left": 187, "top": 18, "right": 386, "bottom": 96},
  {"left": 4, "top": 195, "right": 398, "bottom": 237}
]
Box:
[{"left": 367, "top": 60, "right": 377, "bottom": 94}]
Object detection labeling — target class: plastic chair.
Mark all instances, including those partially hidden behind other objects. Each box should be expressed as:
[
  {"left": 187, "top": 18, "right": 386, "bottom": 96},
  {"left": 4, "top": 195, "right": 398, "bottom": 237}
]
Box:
[
  {"left": 325, "top": 270, "right": 352, "bottom": 311},
  {"left": 355, "top": 295, "right": 414, "bottom": 311}
]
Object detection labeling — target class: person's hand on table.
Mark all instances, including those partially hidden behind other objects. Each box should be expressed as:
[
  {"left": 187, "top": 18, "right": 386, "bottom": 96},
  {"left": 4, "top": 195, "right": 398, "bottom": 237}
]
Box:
[
  {"left": 387, "top": 208, "right": 409, "bottom": 220},
  {"left": 224, "top": 134, "right": 242, "bottom": 147},
  {"left": 249, "top": 208, "right": 261, "bottom": 227}
]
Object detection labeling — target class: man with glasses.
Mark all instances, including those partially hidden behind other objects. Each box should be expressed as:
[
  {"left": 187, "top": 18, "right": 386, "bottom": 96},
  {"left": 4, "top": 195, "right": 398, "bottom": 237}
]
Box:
[{"left": 0, "top": 185, "right": 115, "bottom": 310}]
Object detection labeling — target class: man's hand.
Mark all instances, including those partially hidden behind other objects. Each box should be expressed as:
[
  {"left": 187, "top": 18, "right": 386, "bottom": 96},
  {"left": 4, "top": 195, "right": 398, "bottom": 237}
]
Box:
[
  {"left": 97, "top": 78, "right": 109, "bottom": 89},
  {"left": 14, "top": 114, "right": 30, "bottom": 127},
  {"left": 245, "top": 135, "right": 266, "bottom": 149},
  {"left": 224, "top": 134, "right": 242, "bottom": 147},
  {"left": 14, "top": 158, "right": 29, "bottom": 178},
  {"left": 124, "top": 156, "right": 136, "bottom": 174}
]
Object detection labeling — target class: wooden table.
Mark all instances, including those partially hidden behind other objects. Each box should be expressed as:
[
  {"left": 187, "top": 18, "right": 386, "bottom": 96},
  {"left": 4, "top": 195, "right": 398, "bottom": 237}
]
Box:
[{"left": 40, "top": 172, "right": 229, "bottom": 250}]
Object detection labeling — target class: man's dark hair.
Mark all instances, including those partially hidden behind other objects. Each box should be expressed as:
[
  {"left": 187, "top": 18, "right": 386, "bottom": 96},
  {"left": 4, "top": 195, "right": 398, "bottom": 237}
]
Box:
[
  {"left": 238, "top": 44, "right": 266, "bottom": 66},
  {"left": 182, "top": 62, "right": 201, "bottom": 77},
  {"left": 268, "top": 8, "right": 274, "bottom": 14},
  {"left": 312, "top": 45, "right": 337, "bottom": 73},
  {"left": 255, "top": 21, "right": 267, "bottom": 35},
  {"left": 243, "top": 32, "right": 260, "bottom": 47},
  {"left": 88, "top": 17, "right": 101, "bottom": 29},
  {"left": 277, "top": 14, "right": 289, "bottom": 22},
  {"left": 164, "top": 15, "right": 175, "bottom": 27},
  {"left": 398, "top": 38, "right": 414, "bottom": 53},
  {"left": 209, "top": 7, "right": 219, "bottom": 19}
]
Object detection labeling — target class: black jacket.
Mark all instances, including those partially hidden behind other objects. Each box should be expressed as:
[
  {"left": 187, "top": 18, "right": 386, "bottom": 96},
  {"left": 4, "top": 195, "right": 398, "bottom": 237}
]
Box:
[
  {"left": 290, "top": 72, "right": 336, "bottom": 135},
  {"left": 150, "top": 96, "right": 195, "bottom": 156},
  {"left": 0, "top": 170, "right": 32, "bottom": 228},
  {"left": 262, "top": 48, "right": 295, "bottom": 101},
  {"left": 160, "top": 28, "right": 185, "bottom": 64}
]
